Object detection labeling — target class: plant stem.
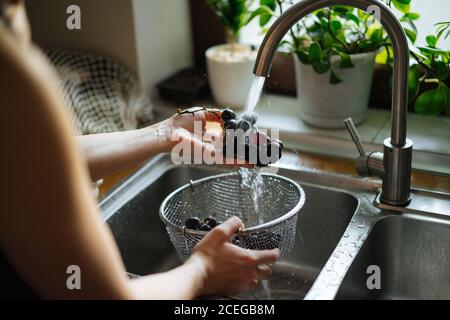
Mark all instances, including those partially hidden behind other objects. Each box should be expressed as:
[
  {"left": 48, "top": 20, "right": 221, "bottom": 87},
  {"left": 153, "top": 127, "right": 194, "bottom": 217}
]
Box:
[
  {"left": 327, "top": 8, "right": 351, "bottom": 53},
  {"left": 410, "top": 50, "right": 438, "bottom": 78},
  {"left": 228, "top": 30, "right": 238, "bottom": 57}
]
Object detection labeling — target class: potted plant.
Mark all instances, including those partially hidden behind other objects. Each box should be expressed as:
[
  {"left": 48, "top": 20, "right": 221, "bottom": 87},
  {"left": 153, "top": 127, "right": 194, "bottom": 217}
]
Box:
[
  {"left": 262, "top": 0, "right": 390, "bottom": 128},
  {"left": 206, "top": 0, "right": 273, "bottom": 109},
  {"left": 402, "top": 22, "right": 449, "bottom": 116},
  {"left": 263, "top": 0, "right": 449, "bottom": 125},
  {"left": 373, "top": 1, "right": 449, "bottom": 117}
]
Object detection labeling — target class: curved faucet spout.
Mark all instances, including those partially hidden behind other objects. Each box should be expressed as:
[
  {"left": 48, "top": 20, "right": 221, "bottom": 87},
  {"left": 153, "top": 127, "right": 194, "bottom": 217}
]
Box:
[
  {"left": 254, "top": 0, "right": 413, "bottom": 206},
  {"left": 253, "top": 0, "right": 409, "bottom": 147}
]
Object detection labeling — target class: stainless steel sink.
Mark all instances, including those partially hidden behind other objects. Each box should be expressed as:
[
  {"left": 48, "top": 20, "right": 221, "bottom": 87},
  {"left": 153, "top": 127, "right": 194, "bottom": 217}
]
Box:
[
  {"left": 336, "top": 215, "right": 450, "bottom": 300},
  {"left": 99, "top": 153, "right": 450, "bottom": 300}
]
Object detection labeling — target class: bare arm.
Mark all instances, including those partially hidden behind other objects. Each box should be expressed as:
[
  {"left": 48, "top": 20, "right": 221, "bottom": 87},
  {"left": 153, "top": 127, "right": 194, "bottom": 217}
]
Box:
[
  {"left": 76, "top": 123, "right": 172, "bottom": 181},
  {"left": 76, "top": 111, "right": 225, "bottom": 181}
]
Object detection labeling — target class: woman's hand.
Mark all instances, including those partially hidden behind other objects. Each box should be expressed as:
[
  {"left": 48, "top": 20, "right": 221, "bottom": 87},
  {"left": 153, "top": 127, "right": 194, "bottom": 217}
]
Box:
[
  {"left": 163, "top": 107, "right": 223, "bottom": 152},
  {"left": 164, "top": 107, "right": 252, "bottom": 167},
  {"left": 187, "top": 217, "right": 280, "bottom": 297}
]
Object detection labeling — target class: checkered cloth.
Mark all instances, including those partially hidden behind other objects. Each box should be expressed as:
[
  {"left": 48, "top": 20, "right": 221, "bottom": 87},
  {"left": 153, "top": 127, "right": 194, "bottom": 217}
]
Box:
[{"left": 46, "top": 49, "right": 154, "bottom": 135}]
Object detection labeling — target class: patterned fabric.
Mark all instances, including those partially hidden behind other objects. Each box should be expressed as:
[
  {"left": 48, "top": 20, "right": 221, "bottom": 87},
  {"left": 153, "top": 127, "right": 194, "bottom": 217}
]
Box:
[{"left": 46, "top": 49, "right": 154, "bottom": 135}]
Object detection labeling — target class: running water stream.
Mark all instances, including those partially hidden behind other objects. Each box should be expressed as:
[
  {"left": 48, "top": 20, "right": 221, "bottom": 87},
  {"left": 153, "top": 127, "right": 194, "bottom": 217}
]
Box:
[
  {"left": 240, "top": 75, "right": 273, "bottom": 298},
  {"left": 245, "top": 76, "right": 266, "bottom": 113}
]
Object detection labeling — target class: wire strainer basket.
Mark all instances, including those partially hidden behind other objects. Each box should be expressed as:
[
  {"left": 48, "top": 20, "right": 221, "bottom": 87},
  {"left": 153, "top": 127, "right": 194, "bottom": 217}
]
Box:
[{"left": 159, "top": 172, "right": 305, "bottom": 262}]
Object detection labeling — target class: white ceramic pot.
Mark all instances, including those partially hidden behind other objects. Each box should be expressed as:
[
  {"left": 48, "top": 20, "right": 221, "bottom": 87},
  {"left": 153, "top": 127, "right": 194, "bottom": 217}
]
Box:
[
  {"left": 294, "top": 51, "right": 377, "bottom": 128},
  {"left": 206, "top": 44, "right": 257, "bottom": 110}
]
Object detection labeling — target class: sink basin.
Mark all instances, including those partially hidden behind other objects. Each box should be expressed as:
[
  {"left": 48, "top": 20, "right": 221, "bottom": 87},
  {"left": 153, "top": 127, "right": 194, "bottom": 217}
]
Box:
[
  {"left": 102, "top": 162, "right": 357, "bottom": 300},
  {"left": 101, "top": 154, "right": 450, "bottom": 300},
  {"left": 336, "top": 215, "right": 450, "bottom": 300}
]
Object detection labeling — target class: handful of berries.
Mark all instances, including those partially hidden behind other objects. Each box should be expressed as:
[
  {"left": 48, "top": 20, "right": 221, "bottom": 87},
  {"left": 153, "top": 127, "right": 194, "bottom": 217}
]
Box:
[{"left": 221, "top": 109, "right": 284, "bottom": 167}]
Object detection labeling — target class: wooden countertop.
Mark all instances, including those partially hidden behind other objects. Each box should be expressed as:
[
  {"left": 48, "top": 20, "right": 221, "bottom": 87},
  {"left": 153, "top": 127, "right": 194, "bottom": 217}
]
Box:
[{"left": 99, "top": 152, "right": 450, "bottom": 199}]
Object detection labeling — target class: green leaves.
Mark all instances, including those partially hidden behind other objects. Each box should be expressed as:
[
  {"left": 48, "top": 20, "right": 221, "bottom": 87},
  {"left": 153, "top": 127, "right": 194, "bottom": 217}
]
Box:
[
  {"left": 408, "top": 64, "right": 421, "bottom": 101},
  {"left": 404, "top": 28, "right": 417, "bottom": 44},
  {"left": 401, "top": 12, "right": 420, "bottom": 21},
  {"left": 330, "top": 69, "right": 343, "bottom": 84},
  {"left": 308, "top": 42, "right": 323, "bottom": 61},
  {"left": 258, "top": 0, "right": 276, "bottom": 27},
  {"left": 207, "top": 0, "right": 276, "bottom": 41},
  {"left": 415, "top": 83, "right": 449, "bottom": 116},
  {"left": 329, "top": 20, "right": 343, "bottom": 34},
  {"left": 370, "top": 29, "right": 384, "bottom": 43},
  {"left": 435, "top": 21, "right": 450, "bottom": 41},
  {"left": 345, "top": 12, "right": 360, "bottom": 26},
  {"left": 312, "top": 61, "right": 330, "bottom": 74},
  {"left": 408, "top": 19, "right": 450, "bottom": 117},
  {"left": 426, "top": 35, "right": 437, "bottom": 48},
  {"left": 338, "top": 52, "right": 354, "bottom": 69},
  {"left": 308, "top": 42, "right": 329, "bottom": 74},
  {"left": 296, "top": 50, "right": 312, "bottom": 64},
  {"left": 392, "top": 0, "right": 411, "bottom": 13}
]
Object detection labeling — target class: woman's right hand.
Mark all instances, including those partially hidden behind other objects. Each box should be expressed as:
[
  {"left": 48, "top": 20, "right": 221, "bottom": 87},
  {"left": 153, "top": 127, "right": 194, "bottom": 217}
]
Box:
[{"left": 187, "top": 217, "right": 280, "bottom": 297}]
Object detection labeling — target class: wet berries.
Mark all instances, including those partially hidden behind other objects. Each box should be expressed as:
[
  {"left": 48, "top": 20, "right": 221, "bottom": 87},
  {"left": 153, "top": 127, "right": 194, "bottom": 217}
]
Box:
[
  {"left": 242, "top": 112, "right": 258, "bottom": 125},
  {"left": 224, "top": 119, "right": 238, "bottom": 130},
  {"left": 267, "top": 141, "right": 283, "bottom": 161},
  {"left": 272, "top": 139, "right": 284, "bottom": 150},
  {"left": 185, "top": 216, "right": 220, "bottom": 231},
  {"left": 221, "top": 108, "right": 284, "bottom": 167},
  {"left": 185, "top": 217, "right": 202, "bottom": 230},
  {"left": 221, "top": 109, "right": 237, "bottom": 122},
  {"left": 238, "top": 119, "right": 252, "bottom": 132},
  {"left": 204, "top": 217, "right": 220, "bottom": 229},
  {"left": 199, "top": 224, "right": 212, "bottom": 232}
]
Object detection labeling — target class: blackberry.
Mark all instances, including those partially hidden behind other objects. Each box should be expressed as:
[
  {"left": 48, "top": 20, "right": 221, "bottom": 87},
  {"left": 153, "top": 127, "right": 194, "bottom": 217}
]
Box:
[
  {"left": 224, "top": 119, "right": 238, "bottom": 130},
  {"left": 221, "top": 109, "right": 237, "bottom": 122},
  {"left": 242, "top": 112, "right": 258, "bottom": 125},
  {"left": 199, "top": 224, "right": 212, "bottom": 232},
  {"left": 237, "top": 120, "right": 252, "bottom": 132},
  {"left": 267, "top": 141, "right": 283, "bottom": 163},
  {"left": 204, "top": 217, "right": 219, "bottom": 229},
  {"left": 185, "top": 217, "right": 202, "bottom": 230},
  {"left": 272, "top": 139, "right": 285, "bottom": 150}
]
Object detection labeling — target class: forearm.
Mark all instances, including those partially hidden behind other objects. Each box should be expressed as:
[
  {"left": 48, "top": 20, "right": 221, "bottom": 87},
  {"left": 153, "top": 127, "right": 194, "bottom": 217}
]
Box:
[
  {"left": 129, "top": 255, "right": 207, "bottom": 300},
  {"left": 77, "top": 120, "right": 174, "bottom": 181}
]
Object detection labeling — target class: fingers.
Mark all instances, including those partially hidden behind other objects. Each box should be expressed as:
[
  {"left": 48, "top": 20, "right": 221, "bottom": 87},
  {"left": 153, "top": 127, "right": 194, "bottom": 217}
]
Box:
[
  {"left": 202, "top": 217, "right": 244, "bottom": 245},
  {"left": 252, "top": 249, "right": 280, "bottom": 265},
  {"left": 256, "top": 264, "right": 273, "bottom": 280},
  {"left": 204, "top": 110, "right": 223, "bottom": 123},
  {"left": 234, "top": 248, "right": 280, "bottom": 267},
  {"left": 193, "top": 110, "right": 223, "bottom": 125}
]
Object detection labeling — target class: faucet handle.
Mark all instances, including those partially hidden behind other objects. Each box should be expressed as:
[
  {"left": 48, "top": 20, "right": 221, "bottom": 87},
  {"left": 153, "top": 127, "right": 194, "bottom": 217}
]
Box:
[{"left": 344, "top": 118, "right": 366, "bottom": 157}]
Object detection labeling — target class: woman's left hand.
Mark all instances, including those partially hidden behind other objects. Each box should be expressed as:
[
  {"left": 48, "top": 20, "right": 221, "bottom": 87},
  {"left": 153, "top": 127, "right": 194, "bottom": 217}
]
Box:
[{"left": 163, "top": 107, "right": 252, "bottom": 167}]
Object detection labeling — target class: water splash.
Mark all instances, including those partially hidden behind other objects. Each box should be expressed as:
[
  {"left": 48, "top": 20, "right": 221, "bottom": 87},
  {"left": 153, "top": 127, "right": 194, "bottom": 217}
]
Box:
[
  {"left": 245, "top": 76, "right": 266, "bottom": 113},
  {"left": 239, "top": 167, "right": 264, "bottom": 226},
  {"left": 261, "top": 280, "right": 272, "bottom": 300}
]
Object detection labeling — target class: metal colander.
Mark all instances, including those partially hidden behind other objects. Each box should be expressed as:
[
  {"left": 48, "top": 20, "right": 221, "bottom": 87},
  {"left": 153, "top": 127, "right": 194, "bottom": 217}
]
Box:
[{"left": 159, "top": 172, "right": 305, "bottom": 261}]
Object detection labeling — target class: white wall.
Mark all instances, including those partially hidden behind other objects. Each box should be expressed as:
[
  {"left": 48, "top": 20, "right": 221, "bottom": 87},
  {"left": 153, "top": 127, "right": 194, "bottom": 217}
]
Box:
[
  {"left": 26, "top": 0, "right": 194, "bottom": 94},
  {"left": 412, "top": 0, "right": 450, "bottom": 49},
  {"left": 26, "top": 0, "right": 139, "bottom": 74},
  {"left": 132, "top": 0, "right": 193, "bottom": 94}
]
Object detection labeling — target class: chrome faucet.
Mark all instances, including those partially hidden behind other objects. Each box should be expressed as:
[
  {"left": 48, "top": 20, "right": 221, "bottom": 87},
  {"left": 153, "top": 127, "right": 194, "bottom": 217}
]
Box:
[{"left": 253, "top": 0, "right": 413, "bottom": 206}]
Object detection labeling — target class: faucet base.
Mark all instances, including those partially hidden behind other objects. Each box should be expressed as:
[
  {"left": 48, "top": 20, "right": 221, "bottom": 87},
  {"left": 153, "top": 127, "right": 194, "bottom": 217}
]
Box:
[{"left": 380, "top": 138, "right": 413, "bottom": 206}]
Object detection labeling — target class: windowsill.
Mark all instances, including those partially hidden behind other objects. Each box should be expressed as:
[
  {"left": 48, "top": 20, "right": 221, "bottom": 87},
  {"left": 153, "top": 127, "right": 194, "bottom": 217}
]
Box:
[
  {"left": 152, "top": 94, "right": 450, "bottom": 176},
  {"left": 256, "top": 95, "right": 450, "bottom": 175}
]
